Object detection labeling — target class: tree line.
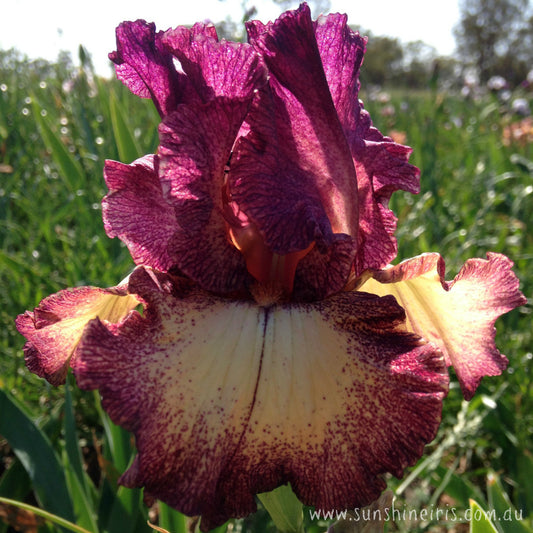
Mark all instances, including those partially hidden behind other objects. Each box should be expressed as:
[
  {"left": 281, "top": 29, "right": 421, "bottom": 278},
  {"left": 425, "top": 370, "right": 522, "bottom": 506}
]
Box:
[{"left": 357, "top": 0, "right": 533, "bottom": 90}]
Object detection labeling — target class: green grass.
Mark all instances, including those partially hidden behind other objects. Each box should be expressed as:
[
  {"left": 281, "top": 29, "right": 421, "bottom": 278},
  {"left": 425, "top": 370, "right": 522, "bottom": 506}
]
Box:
[{"left": 0, "top": 52, "right": 531, "bottom": 532}]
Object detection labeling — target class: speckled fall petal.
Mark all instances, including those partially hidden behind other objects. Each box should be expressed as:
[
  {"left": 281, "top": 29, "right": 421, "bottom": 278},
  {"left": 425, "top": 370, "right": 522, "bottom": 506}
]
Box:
[
  {"left": 359, "top": 252, "right": 527, "bottom": 399},
  {"left": 15, "top": 285, "right": 140, "bottom": 386},
  {"left": 73, "top": 267, "right": 448, "bottom": 530}
]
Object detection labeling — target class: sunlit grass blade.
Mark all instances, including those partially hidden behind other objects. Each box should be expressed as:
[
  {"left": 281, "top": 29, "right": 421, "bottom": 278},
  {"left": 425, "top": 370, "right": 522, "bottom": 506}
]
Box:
[
  {"left": 158, "top": 502, "right": 188, "bottom": 533},
  {"left": 109, "top": 90, "right": 143, "bottom": 164},
  {"left": 469, "top": 500, "right": 499, "bottom": 533},
  {"left": 102, "top": 485, "right": 144, "bottom": 533},
  {"left": 486, "top": 471, "right": 532, "bottom": 533},
  {"left": 0, "top": 389, "right": 75, "bottom": 522},
  {"left": 31, "top": 99, "right": 86, "bottom": 193},
  {"left": 0, "top": 497, "right": 91, "bottom": 533},
  {"left": 63, "top": 377, "right": 99, "bottom": 532},
  {"left": 258, "top": 484, "right": 304, "bottom": 533}
]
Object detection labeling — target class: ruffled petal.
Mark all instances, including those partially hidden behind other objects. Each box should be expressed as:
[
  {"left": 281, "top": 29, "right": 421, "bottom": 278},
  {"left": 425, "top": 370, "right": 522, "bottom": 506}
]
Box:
[
  {"left": 359, "top": 253, "right": 527, "bottom": 399},
  {"left": 157, "top": 99, "right": 253, "bottom": 293},
  {"left": 73, "top": 266, "right": 447, "bottom": 530},
  {"left": 229, "top": 86, "right": 336, "bottom": 255},
  {"left": 103, "top": 155, "right": 178, "bottom": 272},
  {"left": 109, "top": 20, "right": 185, "bottom": 117},
  {"left": 151, "top": 32, "right": 265, "bottom": 293},
  {"left": 242, "top": 4, "right": 359, "bottom": 243},
  {"left": 162, "top": 23, "right": 265, "bottom": 103},
  {"left": 313, "top": 13, "right": 419, "bottom": 274},
  {"left": 16, "top": 285, "right": 139, "bottom": 386}
]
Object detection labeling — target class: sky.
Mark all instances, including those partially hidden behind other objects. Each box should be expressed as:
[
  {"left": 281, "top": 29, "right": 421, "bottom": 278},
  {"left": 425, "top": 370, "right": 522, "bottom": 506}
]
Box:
[{"left": 1, "top": 0, "right": 460, "bottom": 77}]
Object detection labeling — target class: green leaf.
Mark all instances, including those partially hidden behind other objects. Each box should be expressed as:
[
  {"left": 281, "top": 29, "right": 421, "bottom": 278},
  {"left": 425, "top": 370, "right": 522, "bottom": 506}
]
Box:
[
  {"left": 94, "top": 392, "right": 133, "bottom": 473},
  {"left": 109, "top": 90, "right": 143, "bottom": 164},
  {"left": 158, "top": 502, "right": 188, "bottom": 533},
  {"left": 0, "top": 457, "right": 30, "bottom": 500},
  {"left": 258, "top": 484, "right": 304, "bottom": 533},
  {"left": 93, "top": 393, "right": 147, "bottom": 533},
  {"left": 431, "top": 464, "right": 486, "bottom": 508},
  {"left": 486, "top": 471, "right": 532, "bottom": 533},
  {"left": 62, "top": 380, "right": 99, "bottom": 531},
  {"left": 0, "top": 388, "right": 75, "bottom": 522},
  {"left": 63, "top": 463, "right": 99, "bottom": 533},
  {"left": 102, "top": 485, "right": 144, "bottom": 533},
  {"left": 469, "top": 500, "right": 499, "bottom": 533},
  {"left": 64, "top": 377, "right": 93, "bottom": 494},
  {"left": 31, "top": 99, "right": 86, "bottom": 192},
  {"left": 516, "top": 450, "right": 533, "bottom": 517}
]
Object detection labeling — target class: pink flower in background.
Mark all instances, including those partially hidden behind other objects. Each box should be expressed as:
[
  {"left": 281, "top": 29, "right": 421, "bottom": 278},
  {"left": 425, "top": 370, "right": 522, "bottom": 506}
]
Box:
[{"left": 16, "top": 4, "right": 525, "bottom": 530}]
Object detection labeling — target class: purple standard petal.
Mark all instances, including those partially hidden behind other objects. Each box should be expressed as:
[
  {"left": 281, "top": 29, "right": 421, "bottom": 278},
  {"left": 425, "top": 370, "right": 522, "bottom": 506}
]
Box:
[
  {"left": 314, "top": 13, "right": 420, "bottom": 275},
  {"left": 226, "top": 4, "right": 361, "bottom": 297},
  {"left": 162, "top": 23, "right": 265, "bottom": 103},
  {"left": 155, "top": 38, "right": 266, "bottom": 293},
  {"left": 229, "top": 85, "right": 354, "bottom": 297},
  {"left": 74, "top": 266, "right": 448, "bottom": 530},
  {"left": 109, "top": 20, "right": 185, "bottom": 117},
  {"left": 102, "top": 155, "right": 179, "bottom": 272},
  {"left": 157, "top": 100, "right": 253, "bottom": 293},
  {"left": 243, "top": 4, "right": 359, "bottom": 242}
]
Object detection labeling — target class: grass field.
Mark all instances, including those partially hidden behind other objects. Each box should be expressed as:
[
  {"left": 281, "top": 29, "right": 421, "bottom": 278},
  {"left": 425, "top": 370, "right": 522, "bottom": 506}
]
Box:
[{"left": 0, "top": 51, "right": 531, "bottom": 532}]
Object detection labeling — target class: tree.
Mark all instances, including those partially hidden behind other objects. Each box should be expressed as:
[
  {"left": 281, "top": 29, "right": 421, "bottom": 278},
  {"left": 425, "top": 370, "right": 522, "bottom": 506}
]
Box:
[
  {"left": 454, "top": 0, "right": 533, "bottom": 86},
  {"left": 354, "top": 31, "right": 404, "bottom": 86}
]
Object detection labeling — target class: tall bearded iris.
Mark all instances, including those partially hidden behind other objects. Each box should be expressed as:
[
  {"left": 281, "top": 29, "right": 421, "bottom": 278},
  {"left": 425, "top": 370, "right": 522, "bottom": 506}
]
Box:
[{"left": 16, "top": 4, "right": 525, "bottom": 531}]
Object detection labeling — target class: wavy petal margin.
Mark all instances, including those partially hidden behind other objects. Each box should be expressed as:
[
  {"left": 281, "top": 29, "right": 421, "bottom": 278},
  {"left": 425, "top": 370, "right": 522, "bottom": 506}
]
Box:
[
  {"left": 103, "top": 155, "right": 178, "bottom": 272},
  {"left": 313, "top": 12, "right": 419, "bottom": 275},
  {"left": 16, "top": 284, "right": 140, "bottom": 386},
  {"left": 243, "top": 4, "right": 359, "bottom": 243},
  {"left": 109, "top": 20, "right": 184, "bottom": 117},
  {"left": 154, "top": 34, "right": 265, "bottom": 293},
  {"left": 73, "top": 267, "right": 447, "bottom": 530},
  {"left": 359, "top": 252, "right": 527, "bottom": 399}
]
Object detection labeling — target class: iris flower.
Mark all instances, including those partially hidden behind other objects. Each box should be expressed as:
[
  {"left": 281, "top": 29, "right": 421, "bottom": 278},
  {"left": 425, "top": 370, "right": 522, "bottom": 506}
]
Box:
[{"left": 16, "top": 4, "right": 525, "bottom": 530}]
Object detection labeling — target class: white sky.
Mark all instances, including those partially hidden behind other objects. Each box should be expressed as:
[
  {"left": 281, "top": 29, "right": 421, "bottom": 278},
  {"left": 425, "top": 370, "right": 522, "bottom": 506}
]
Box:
[{"left": 1, "top": 0, "right": 460, "bottom": 77}]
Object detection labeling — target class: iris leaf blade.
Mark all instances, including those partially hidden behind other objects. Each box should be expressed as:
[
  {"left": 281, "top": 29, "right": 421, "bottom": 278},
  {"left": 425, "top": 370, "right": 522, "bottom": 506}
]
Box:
[
  {"left": 158, "top": 502, "right": 188, "bottom": 533},
  {"left": 486, "top": 472, "right": 531, "bottom": 533},
  {"left": 0, "top": 388, "right": 75, "bottom": 522},
  {"left": 258, "top": 484, "right": 304, "bottom": 533},
  {"left": 63, "top": 377, "right": 99, "bottom": 532},
  {"left": 469, "top": 500, "right": 499, "bottom": 533}
]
